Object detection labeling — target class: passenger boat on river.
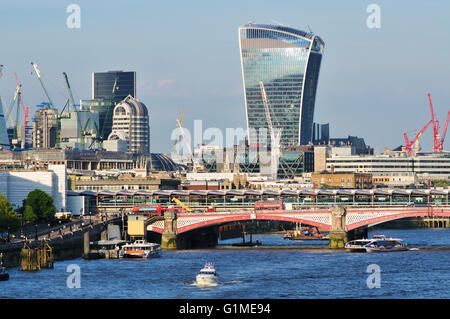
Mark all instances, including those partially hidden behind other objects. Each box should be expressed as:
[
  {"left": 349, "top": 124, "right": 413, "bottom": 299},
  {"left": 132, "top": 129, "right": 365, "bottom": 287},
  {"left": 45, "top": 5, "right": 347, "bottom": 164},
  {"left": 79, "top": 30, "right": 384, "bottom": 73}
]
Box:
[
  {"left": 345, "top": 235, "right": 408, "bottom": 252},
  {"left": 119, "top": 240, "right": 162, "bottom": 259}
]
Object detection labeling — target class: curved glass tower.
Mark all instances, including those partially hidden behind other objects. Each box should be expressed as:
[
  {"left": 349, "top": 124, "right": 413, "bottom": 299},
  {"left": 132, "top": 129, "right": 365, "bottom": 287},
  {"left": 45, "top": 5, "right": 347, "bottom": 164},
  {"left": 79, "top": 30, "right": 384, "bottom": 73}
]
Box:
[{"left": 239, "top": 24, "right": 324, "bottom": 146}]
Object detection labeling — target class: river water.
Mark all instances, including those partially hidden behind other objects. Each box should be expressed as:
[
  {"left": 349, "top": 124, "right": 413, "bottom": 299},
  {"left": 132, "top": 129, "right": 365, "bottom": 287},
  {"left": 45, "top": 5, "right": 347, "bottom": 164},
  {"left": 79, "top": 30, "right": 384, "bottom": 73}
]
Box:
[{"left": 1, "top": 228, "right": 449, "bottom": 299}]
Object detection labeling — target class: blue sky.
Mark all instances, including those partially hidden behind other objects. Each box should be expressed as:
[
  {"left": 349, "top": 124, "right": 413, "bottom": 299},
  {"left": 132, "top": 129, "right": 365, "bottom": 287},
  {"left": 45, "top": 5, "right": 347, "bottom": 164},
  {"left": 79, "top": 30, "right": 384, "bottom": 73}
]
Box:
[{"left": 1, "top": 0, "right": 449, "bottom": 154}]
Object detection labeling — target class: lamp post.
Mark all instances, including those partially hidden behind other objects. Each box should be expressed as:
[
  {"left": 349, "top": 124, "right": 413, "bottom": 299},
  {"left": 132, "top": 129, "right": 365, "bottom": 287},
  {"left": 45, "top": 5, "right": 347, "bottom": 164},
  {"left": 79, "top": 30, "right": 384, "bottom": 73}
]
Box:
[{"left": 35, "top": 223, "right": 38, "bottom": 241}]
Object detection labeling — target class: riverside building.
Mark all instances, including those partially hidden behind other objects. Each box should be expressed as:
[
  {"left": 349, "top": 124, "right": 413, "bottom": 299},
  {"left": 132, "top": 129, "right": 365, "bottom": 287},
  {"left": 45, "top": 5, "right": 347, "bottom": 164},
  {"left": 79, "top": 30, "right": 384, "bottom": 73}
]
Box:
[
  {"left": 239, "top": 23, "right": 324, "bottom": 147},
  {"left": 326, "top": 152, "right": 450, "bottom": 182}
]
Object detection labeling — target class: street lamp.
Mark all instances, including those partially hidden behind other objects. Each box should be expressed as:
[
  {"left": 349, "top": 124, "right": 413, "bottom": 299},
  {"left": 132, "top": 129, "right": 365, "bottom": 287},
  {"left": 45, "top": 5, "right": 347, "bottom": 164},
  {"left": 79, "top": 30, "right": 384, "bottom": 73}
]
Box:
[{"left": 35, "top": 223, "right": 38, "bottom": 241}]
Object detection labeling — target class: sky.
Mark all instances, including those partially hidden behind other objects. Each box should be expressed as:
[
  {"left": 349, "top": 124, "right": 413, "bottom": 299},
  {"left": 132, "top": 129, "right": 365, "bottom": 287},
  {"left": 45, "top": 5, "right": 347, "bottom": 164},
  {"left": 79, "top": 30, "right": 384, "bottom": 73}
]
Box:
[{"left": 0, "top": 0, "right": 449, "bottom": 154}]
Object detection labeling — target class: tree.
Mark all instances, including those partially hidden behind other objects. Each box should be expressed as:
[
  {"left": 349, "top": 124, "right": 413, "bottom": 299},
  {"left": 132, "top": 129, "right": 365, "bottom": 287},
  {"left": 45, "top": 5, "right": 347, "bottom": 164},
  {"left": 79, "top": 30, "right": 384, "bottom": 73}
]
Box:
[
  {"left": 23, "top": 205, "right": 37, "bottom": 224},
  {"left": 0, "top": 194, "right": 20, "bottom": 232},
  {"left": 22, "top": 189, "right": 56, "bottom": 222}
]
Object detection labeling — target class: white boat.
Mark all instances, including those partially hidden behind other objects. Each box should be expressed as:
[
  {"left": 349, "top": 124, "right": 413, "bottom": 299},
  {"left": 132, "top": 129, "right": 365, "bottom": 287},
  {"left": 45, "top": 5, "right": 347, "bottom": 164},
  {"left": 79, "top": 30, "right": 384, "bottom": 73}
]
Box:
[
  {"left": 119, "top": 240, "right": 162, "bottom": 259},
  {"left": 345, "top": 235, "right": 408, "bottom": 253},
  {"left": 344, "top": 239, "right": 374, "bottom": 252},
  {"left": 195, "top": 263, "right": 219, "bottom": 286}
]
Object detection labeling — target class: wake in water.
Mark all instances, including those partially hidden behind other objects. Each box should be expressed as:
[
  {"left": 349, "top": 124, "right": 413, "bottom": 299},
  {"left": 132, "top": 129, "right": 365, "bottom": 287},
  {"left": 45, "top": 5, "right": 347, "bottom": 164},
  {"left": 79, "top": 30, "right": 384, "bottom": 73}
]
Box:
[{"left": 185, "top": 280, "right": 243, "bottom": 288}]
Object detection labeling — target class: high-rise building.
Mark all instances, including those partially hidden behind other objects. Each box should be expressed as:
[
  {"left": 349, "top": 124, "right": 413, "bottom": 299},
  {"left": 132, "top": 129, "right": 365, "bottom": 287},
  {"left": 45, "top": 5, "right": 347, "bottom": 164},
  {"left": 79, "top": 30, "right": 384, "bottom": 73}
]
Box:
[
  {"left": 108, "top": 95, "right": 150, "bottom": 154},
  {"left": 239, "top": 23, "right": 324, "bottom": 147},
  {"left": 86, "top": 71, "right": 137, "bottom": 140},
  {"left": 0, "top": 98, "right": 10, "bottom": 149},
  {"left": 92, "top": 71, "right": 136, "bottom": 101},
  {"left": 32, "top": 107, "right": 58, "bottom": 149}
]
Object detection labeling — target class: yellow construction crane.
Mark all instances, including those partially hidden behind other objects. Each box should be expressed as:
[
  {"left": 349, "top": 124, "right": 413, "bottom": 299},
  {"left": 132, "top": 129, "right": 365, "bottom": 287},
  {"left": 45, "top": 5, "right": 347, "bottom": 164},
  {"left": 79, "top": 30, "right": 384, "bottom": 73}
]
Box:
[{"left": 171, "top": 197, "right": 192, "bottom": 212}]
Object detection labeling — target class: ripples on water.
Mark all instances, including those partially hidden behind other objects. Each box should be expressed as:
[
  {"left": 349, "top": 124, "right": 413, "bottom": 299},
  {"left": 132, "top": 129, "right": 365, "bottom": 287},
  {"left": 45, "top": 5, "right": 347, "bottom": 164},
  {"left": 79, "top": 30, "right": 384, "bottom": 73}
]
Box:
[{"left": 1, "top": 229, "right": 449, "bottom": 299}]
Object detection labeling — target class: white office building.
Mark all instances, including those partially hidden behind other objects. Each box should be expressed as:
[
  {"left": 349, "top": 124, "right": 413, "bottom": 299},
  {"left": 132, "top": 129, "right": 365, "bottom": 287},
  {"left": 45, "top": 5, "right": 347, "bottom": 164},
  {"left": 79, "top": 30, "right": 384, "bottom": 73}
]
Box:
[
  {"left": 108, "top": 95, "right": 150, "bottom": 154},
  {"left": 326, "top": 152, "right": 450, "bottom": 181},
  {"left": 0, "top": 164, "right": 67, "bottom": 211}
]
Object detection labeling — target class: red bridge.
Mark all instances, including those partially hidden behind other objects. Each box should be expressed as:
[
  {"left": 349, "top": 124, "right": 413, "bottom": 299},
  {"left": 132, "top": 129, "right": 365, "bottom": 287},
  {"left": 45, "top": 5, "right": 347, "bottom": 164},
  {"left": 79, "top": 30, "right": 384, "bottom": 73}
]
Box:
[{"left": 147, "top": 206, "right": 450, "bottom": 235}]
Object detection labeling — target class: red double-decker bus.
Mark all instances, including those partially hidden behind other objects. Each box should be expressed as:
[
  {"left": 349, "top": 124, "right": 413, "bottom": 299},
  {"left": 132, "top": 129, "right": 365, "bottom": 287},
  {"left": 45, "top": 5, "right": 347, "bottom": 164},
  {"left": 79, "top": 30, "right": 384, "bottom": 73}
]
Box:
[
  {"left": 254, "top": 200, "right": 284, "bottom": 211},
  {"left": 131, "top": 204, "right": 162, "bottom": 216}
]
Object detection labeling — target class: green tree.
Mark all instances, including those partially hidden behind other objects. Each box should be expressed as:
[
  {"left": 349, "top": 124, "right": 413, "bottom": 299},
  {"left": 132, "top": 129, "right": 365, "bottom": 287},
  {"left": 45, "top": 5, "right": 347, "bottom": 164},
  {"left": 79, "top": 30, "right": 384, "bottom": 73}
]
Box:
[
  {"left": 0, "top": 194, "right": 20, "bottom": 232},
  {"left": 22, "top": 189, "right": 56, "bottom": 222},
  {"left": 23, "top": 205, "right": 37, "bottom": 224}
]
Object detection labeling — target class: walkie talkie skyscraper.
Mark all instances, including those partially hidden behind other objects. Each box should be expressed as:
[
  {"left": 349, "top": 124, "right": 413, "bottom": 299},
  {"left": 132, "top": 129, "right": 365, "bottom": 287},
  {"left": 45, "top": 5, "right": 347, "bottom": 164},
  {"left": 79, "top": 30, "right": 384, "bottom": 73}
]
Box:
[{"left": 239, "top": 23, "right": 324, "bottom": 147}]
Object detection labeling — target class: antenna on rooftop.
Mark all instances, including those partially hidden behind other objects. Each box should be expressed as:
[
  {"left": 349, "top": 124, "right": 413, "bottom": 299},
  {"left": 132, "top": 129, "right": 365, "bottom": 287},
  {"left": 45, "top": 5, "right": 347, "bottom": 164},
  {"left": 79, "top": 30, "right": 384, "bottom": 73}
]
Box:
[
  {"left": 270, "top": 19, "right": 287, "bottom": 26},
  {"left": 307, "top": 25, "right": 314, "bottom": 34}
]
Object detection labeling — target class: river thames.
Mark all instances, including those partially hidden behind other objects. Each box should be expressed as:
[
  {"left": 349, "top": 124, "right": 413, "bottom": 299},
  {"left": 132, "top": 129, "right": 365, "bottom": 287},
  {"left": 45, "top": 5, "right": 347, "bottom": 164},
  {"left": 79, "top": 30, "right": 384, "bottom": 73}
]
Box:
[{"left": 1, "top": 228, "right": 449, "bottom": 299}]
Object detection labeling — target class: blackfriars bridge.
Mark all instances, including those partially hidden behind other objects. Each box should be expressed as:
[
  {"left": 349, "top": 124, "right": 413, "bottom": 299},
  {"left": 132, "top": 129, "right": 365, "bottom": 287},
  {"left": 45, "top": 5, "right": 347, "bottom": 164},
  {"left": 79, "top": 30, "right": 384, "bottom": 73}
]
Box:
[{"left": 142, "top": 206, "right": 450, "bottom": 249}]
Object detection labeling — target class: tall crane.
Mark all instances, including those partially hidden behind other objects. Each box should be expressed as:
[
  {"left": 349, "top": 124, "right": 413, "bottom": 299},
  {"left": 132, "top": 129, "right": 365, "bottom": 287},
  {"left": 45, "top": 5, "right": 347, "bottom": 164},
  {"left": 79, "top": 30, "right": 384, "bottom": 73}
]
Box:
[
  {"left": 30, "top": 62, "right": 55, "bottom": 109},
  {"left": 62, "top": 72, "right": 76, "bottom": 111},
  {"left": 14, "top": 73, "right": 29, "bottom": 128},
  {"left": 172, "top": 107, "right": 185, "bottom": 156},
  {"left": 428, "top": 93, "right": 450, "bottom": 153},
  {"left": 259, "top": 81, "right": 282, "bottom": 179},
  {"left": 403, "top": 120, "right": 432, "bottom": 155},
  {"left": 176, "top": 114, "right": 195, "bottom": 168},
  {"left": 436, "top": 110, "right": 450, "bottom": 152}
]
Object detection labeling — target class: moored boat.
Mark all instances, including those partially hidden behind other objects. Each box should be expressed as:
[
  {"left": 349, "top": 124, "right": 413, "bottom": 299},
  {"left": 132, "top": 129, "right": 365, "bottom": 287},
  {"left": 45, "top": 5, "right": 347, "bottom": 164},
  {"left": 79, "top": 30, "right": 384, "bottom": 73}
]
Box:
[{"left": 119, "top": 240, "right": 162, "bottom": 259}]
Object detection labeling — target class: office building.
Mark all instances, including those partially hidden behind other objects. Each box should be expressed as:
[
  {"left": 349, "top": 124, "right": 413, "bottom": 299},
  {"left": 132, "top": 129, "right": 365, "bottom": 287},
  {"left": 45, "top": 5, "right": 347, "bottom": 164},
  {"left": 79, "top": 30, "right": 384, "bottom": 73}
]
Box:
[
  {"left": 239, "top": 23, "right": 324, "bottom": 147},
  {"left": 108, "top": 95, "right": 150, "bottom": 154},
  {"left": 32, "top": 107, "right": 58, "bottom": 149},
  {"left": 0, "top": 99, "right": 9, "bottom": 149},
  {"left": 326, "top": 152, "right": 450, "bottom": 182},
  {"left": 59, "top": 110, "right": 100, "bottom": 149},
  {"left": 92, "top": 71, "right": 136, "bottom": 101},
  {"left": 85, "top": 71, "right": 137, "bottom": 140},
  {"left": 0, "top": 164, "right": 67, "bottom": 211},
  {"left": 311, "top": 171, "right": 373, "bottom": 189}
]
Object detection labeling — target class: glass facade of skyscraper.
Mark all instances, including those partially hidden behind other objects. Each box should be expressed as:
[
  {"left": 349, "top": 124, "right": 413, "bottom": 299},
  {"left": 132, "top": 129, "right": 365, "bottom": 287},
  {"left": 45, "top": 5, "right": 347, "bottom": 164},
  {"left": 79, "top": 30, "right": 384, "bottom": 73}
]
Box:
[
  {"left": 89, "top": 71, "right": 136, "bottom": 140},
  {"left": 92, "top": 71, "right": 136, "bottom": 101},
  {"left": 239, "top": 24, "right": 324, "bottom": 146}
]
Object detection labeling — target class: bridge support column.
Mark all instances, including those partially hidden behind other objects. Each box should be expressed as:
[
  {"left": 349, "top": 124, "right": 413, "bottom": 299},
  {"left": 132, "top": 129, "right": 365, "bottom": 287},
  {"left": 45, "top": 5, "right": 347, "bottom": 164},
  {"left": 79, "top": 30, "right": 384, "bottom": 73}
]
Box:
[
  {"left": 161, "top": 211, "right": 178, "bottom": 250},
  {"left": 329, "top": 206, "right": 347, "bottom": 249}
]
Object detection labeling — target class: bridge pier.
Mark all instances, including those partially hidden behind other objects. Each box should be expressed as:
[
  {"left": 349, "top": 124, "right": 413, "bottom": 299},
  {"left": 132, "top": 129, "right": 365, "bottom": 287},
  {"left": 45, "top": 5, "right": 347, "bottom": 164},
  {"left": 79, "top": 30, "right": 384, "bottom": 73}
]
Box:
[
  {"left": 161, "top": 211, "right": 178, "bottom": 250},
  {"left": 329, "top": 206, "right": 348, "bottom": 249}
]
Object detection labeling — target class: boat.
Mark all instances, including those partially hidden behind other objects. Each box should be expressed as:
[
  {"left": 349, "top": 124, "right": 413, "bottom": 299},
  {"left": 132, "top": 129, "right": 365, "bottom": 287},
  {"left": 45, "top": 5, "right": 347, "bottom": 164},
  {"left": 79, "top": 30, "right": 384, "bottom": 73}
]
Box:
[
  {"left": 364, "top": 235, "right": 408, "bottom": 252},
  {"left": 231, "top": 240, "right": 262, "bottom": 247},
  {"left": 119, "top": 240, "right": 162, "bottom": 259},
  {"left": 344, "top": 239, "right": 375, "bottom": 252},
  {"left": 195, "top": 263, "right": 219, "bottom": 286},
  {"left": 345, "top": 235, "right": 408, "bottom": 252},
  {"left": 284, "top": 225, "right": 328, "bottom": 240},
  {"left": 83, "top": 239, "right": 127, "bottom": 260},
  {"left": 0, "top": 253, "right": 9, "bottom": 281}
]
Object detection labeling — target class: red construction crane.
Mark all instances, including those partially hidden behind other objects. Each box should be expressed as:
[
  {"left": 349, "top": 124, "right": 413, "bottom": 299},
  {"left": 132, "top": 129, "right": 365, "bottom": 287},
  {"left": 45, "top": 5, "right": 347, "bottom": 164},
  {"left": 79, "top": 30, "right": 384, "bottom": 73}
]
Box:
[
  {"left": 428, "top": 93, "right": 450, "bottom": 153},
  {"left": 436, "top": 109, "right": 450, "bottom": 152},
  {"left": 403, "top": 120, "right": 432, "bottom": 155},
  {"left": 428, "top": 93, "right": 440, "bottom": 152}
]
